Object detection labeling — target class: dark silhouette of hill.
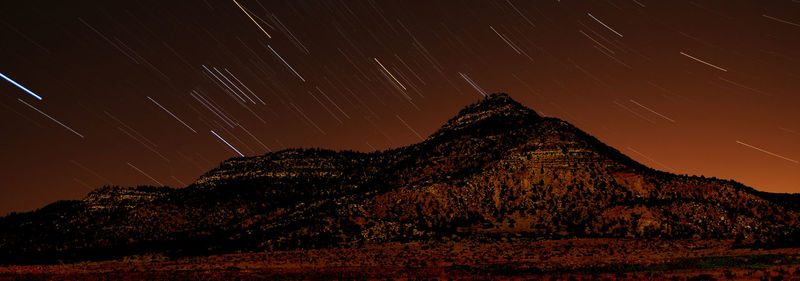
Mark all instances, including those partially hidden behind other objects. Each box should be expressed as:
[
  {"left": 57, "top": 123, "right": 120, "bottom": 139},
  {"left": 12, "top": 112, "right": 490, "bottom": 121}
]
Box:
[{"left": 1, "top": 93, "right": 798, "bottom": 264}]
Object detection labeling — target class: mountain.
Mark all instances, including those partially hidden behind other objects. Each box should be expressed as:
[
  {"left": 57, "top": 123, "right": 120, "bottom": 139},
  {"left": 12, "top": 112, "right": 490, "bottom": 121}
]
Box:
[{"left": 1, "top": 93, "right": 798, "bottom": 264}]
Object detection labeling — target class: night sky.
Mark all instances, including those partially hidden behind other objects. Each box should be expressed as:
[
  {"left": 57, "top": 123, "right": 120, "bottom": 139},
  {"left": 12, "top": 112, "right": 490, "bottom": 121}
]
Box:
[{"left": 1, "top": 0, "right": 799, "bottom": 215}]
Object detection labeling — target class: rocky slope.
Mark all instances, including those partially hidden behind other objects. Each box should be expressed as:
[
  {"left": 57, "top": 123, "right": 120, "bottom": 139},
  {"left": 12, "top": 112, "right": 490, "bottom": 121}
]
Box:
[{"left": 1, "top": 93, "right": 798, "bottom": 264}]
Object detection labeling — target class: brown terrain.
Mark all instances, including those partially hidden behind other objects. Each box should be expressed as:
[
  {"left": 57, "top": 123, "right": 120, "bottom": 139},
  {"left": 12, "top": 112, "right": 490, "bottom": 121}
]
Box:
[
  {"left": 3, "top": 239, "right": 800, "bottom": 280},
  {"left": 1, "top": 93, "right": 798, "bottom": 279}
]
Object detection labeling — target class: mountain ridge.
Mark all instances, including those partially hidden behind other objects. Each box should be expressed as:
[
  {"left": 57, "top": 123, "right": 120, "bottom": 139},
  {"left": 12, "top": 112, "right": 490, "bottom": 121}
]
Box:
[{"left": 1, "top": 93, "right": 798, "bottom": 264}]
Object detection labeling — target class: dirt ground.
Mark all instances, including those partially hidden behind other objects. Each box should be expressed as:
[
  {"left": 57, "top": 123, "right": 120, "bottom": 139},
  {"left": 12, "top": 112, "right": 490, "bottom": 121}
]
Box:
[{"left": 2, "top": 238, "right": 800, "bottom": 280}]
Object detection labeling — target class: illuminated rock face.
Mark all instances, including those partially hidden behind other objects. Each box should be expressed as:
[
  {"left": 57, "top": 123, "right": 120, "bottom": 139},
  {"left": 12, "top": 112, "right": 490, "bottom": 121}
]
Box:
[
  {"left": 85, "top": 186, "right": 171, "bottom": 211},
  {"left": 1, "top": 93, "right": 798, "bottom": 263},
  {"left": 189, "top": 93, "right": 798, "bottom": 242}
]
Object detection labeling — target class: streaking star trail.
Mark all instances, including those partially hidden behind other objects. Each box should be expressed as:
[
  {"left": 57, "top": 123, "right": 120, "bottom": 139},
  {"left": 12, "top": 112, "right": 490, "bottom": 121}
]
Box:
[
  {"left": 211, "top": 130, "right": 245, "bottom": 157},
  {"left": 126, "top": 162, "right": 164, "bottom": 186},
  {"left": 679, "top": 51, "right": 728, "bottom": 72},
  {"left": 736, "top": 141, "right": 799, "bottom": 164},
  {"left": 233, "top": 0, "right": 272, "bottom": 39},
  {"left": 267, "top": 44, "right": 305, "bottom": 82},
  {"left": 587, "top": 12, "right": 623, "bottom": 38},
  {"left": 17, "top": 98, "right": 83, "bottom": 138},
  {"left": 147, "top": 96, "right": 197, "bottom": 133}
]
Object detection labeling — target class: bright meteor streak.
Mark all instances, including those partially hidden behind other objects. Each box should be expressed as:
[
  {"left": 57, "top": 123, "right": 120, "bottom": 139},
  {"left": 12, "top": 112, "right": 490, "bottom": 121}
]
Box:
[
  {"left": 1, "top": 72, "right": 43, "bottom": 100},
  {"left": 211, "top": 130, "right": 244, "bottom": 157}
]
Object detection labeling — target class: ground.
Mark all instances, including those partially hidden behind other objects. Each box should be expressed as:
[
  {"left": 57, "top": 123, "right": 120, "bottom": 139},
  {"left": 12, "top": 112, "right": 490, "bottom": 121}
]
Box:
[{"left": 2, "top": 238, "right": 800, "bottom": 280}]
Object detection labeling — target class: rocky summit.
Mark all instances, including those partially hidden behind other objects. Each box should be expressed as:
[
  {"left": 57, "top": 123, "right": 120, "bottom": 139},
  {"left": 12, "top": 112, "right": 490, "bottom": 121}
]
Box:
[{"left": 1, "top": 93, "right": 798, "bottom": 264}]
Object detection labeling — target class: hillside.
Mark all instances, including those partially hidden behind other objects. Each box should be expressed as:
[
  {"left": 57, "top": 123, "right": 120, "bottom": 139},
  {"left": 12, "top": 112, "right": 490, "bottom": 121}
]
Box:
[{"left": 1, "top": 93, "right": 798, "bottom": 264}]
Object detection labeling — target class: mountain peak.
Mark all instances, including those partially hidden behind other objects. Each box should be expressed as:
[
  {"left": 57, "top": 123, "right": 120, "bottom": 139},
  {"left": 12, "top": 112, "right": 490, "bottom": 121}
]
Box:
[
  {"left": 430, "top": 93, "right": 539, "bottom": 139},
  {"left": 471, "top": 93, "right": 529, "bottom": 111},
  {"left": 482, "top": 92, "right": 515, "bottom": 102}
]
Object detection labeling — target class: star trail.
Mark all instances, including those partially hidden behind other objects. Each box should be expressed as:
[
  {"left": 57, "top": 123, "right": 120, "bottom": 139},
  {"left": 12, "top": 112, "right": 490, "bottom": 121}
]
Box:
[{"left": 0, "top": 1, "right": 798, "bottom": 215}]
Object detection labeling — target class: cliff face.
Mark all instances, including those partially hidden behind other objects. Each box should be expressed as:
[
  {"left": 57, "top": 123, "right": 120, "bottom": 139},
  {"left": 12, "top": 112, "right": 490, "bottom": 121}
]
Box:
[
  {"left": 1, "top": 93, "right": 798, "bottom": 264},
  {"left": 85, "top": 186, "right": 171, "bottom": 211}
]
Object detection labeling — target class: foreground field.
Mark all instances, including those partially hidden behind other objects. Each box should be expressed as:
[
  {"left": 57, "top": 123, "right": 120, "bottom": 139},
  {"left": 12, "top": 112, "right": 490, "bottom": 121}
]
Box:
[{"left": 2, "top": 238, "right": 800, "bottom": 280}]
